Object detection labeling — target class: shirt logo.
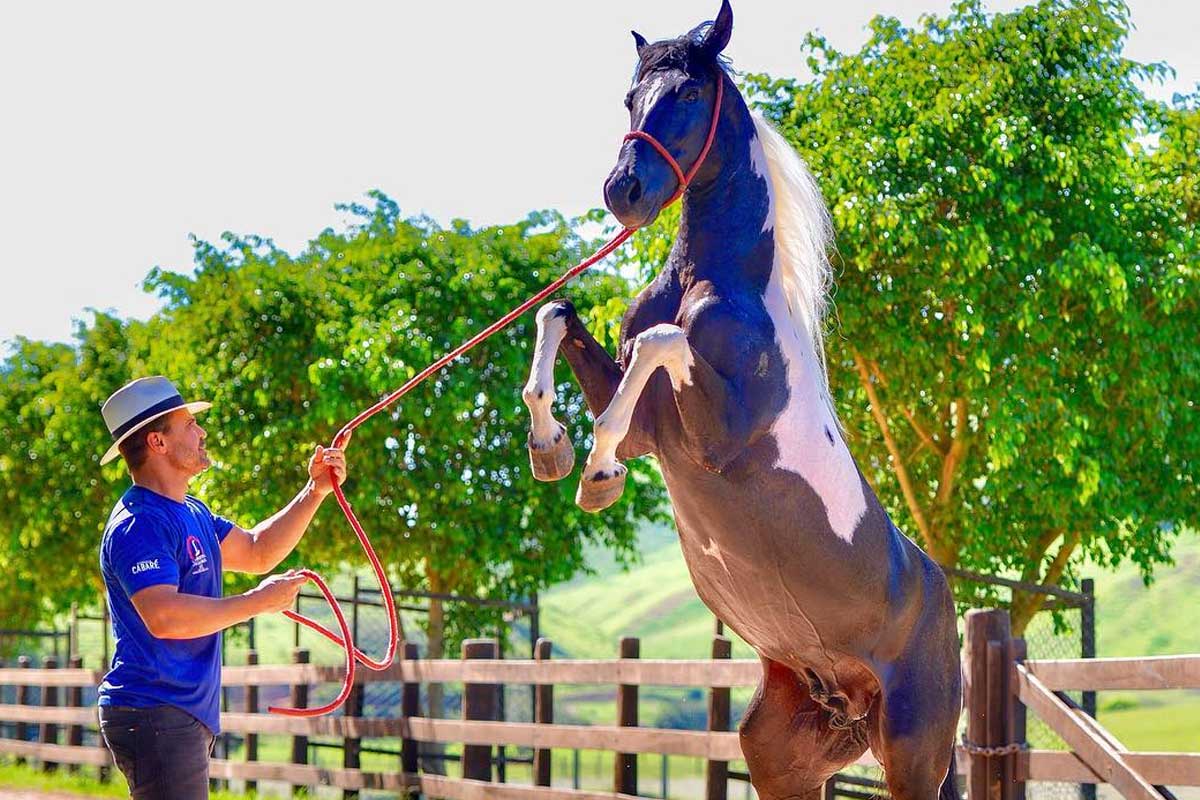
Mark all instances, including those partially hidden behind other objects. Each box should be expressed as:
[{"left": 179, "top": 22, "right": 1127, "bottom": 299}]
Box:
[
  {"left": 131, "top": 559, "right": 160, "bottom": 575},
  {"left": 186, "top": 535, "right": 209, "bottom": 576}
]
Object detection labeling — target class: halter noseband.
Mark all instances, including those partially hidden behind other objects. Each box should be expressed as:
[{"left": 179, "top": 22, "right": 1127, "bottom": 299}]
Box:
[{"left": 622, "top": 70, "right": 725, "bottom": 209}]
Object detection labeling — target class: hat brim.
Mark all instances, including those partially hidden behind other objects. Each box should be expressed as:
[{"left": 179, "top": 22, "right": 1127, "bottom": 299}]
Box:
[{"left": 100, "top": 401, "right": 212, "bottom": 466}]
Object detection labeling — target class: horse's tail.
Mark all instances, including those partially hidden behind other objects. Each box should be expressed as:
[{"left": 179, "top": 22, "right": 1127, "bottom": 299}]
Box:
[{"left": 939, "top": 746, "right": 960, "bottom": 800}]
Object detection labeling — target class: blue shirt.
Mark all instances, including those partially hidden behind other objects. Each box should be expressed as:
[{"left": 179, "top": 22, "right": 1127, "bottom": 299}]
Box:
[{"left": 97, "top": 485, "right": 234, "bottom": 734}]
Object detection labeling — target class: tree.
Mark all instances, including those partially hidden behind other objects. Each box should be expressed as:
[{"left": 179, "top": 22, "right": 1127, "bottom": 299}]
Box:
[
  {"left": 628, "top": 0, "right": 1199, "bottom": 632},
  {"left": 0, "top": 193, "right": 666, "bottom": 658}
]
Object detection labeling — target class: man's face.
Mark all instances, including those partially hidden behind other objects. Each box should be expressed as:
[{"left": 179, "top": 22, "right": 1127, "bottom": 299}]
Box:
[{"left": 154, "top": 409, "right": 211, "bottom": 476}]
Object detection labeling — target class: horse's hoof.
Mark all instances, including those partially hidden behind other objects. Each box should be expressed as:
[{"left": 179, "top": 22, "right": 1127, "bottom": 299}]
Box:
[
  {"left": 576, "top": 464, "right": 627, "bottom": 513},
  {"left": 528, "top": 423, "right": 575, "bottom": 482}
]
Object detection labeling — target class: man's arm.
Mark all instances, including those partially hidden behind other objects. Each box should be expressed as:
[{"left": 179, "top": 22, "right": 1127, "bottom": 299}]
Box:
[
  {"left": 131, "top": 571, "right": 308, "bottom": 639},
  {"left": 221, "top": 444, "right": 348, "bottom": 574}
]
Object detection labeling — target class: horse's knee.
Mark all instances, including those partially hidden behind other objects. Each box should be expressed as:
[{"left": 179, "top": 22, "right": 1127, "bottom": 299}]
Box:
[{"left": 631, "top": 323, "right": 694, "bottom": 390}]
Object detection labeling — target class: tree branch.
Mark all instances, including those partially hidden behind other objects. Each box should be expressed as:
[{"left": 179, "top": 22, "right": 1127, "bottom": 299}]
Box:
[
  {"left": 867, "top": 360, "right": 945, "bottom": 457},
  {"left": 853, "top": 350, "right": 935, "bottom": 548},
  {"left": 935, "top": 397, "right": 969, "bottom": 507}
]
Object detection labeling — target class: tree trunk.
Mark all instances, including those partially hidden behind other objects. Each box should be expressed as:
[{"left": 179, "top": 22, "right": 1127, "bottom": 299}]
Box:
[{"left": 1009, "top": 532, "right": 1080, "bottom": 635}]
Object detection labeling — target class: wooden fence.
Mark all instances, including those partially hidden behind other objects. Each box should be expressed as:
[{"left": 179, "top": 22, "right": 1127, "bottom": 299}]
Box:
[
  {"left": 963, "top": 609, "right": 1200, "bottom": 800},
  {"left": 0, "top": 613, "right": 1197, "bottom": 800}
]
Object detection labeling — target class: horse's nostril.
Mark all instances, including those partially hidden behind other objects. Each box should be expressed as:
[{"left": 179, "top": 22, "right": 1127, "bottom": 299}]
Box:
[{"left": 627, "top": 181, "right": 642, "bottom": 205}]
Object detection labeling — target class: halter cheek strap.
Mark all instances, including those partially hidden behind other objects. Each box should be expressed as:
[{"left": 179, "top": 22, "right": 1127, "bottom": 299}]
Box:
[{"left": 622, "top": 70, "right": 725, "bottom": 209}]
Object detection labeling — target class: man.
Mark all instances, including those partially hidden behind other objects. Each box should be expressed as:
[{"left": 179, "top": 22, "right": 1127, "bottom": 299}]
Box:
[{"left": 95, "top": 375, "right": 348, "bottom": 799}]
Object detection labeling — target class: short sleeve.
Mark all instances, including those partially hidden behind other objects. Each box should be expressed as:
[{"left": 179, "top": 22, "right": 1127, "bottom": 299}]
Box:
[
  {"left": 108, "top": 516, "right": 180, "bottom": 597},
  {"left": 212, "top": 512, "right": 235, "bottom": 543},
  {"left": 190, "top": 496, "right": 235, "bottom": 543}
]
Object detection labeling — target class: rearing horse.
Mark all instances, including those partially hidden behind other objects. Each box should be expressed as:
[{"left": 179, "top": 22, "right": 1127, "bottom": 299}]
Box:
[{"left": 522, "top": 4, "right": 961, "bottom": 798}]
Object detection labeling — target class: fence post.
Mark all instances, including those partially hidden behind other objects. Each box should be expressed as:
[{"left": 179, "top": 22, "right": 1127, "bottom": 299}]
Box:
[
  {"left": 67, "top": 655, "right": 83, "bottom": 774},
  {"left": 343, "top": 673, "right": 364, "bottom": 800},
  {"left": 40, "top": 656, "right": 59, "bottom": 773},
  {"left": 1005, "top": 638, "right": 1028, "bottom": 800},
  {"left": 1080, "top": 578, "right": 1097, "bottom": 800},
  {"left": 289, "top": 647, "right": 310, "bottom": 797},
  {"left": 964, "top": 609, "right": 1011, "bottom": 800},
  {"left": 461, "top": 638, "right": 497, "bottom": 782},
  {"left": 533, "top": 638, "right": 553, "bottom": 787},
  {"left": 614, "top": 636, "right": 639, "bottom": 795},
  {"left": 706, "top": 634, "right": 731, "bottom": 800},
  {"left": 400, "top": 642, "right": 420, "bottom": 783},
  {"left": 244, "top": 650, "right": 259, "bottom": 795},
  {"left": 16, "top": 655, "right": 32, "bottom": 766}
]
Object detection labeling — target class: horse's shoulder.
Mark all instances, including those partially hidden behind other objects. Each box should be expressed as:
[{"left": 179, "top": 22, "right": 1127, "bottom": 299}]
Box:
[{"left": 679, "top": 283, "right": 772, "bottom": 343}]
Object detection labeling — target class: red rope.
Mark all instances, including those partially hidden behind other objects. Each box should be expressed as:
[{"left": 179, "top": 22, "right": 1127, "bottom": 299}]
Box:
[{"left": 268, "top": 69, "right": 724, "bottom": 717}]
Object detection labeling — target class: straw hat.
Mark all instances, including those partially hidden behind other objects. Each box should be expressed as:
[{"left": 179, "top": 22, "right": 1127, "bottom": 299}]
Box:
[{"left": 100, "top": 376, "right": 211, "bottom": 465}]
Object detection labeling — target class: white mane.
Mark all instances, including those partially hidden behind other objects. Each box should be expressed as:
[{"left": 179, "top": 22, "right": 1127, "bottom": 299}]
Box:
[{"left": 750, "top": 113, "right": 838, "bottom": 420}]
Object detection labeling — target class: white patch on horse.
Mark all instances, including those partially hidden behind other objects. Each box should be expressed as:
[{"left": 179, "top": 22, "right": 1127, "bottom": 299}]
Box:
[
  {"left": 585, "top": 324, "right": 694, "bottom": 476},
  {"left": 751, "top": 121, "right": 867, "bottom": 544},
  {"left": 762, "top": 258, "right": 865, "bottom": 543},
  {"left": 523, "top": 304, "right": 568, "bottom": 446},
  {"left": 701, "top": 537, "right": 730, "bottom": 574},
  {"left": 749, "top": 135, "right": 776, "bottom": 235},
  {"left": 634, "top": 72, "right": 677, "bottom": 123}
]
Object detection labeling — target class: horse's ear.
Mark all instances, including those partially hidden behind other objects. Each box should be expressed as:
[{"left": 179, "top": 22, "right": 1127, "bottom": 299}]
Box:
[
  {"left": 632, "top": 30, "right": 650, "bottom": 56},
  {"left": 695, "top": 0, "right": 733, "bottom": 59}
]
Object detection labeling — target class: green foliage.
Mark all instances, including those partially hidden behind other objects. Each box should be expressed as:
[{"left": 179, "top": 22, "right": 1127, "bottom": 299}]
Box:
[
  {"left": 0, "top": 193, "right": 666, "bottom": 650},
  {"left": 626, "top": 0, "right": 1198, "bottom": 624}
]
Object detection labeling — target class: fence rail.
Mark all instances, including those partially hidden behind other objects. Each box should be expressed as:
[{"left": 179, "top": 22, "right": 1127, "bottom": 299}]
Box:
[{"left": 2, "top": 620, "right": 1197, "bottom": 800}]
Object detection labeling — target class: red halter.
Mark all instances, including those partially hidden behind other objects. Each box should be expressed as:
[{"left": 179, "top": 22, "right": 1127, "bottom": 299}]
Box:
[{"left": 622, "top": 70, "right": 725, "bottom": 208}]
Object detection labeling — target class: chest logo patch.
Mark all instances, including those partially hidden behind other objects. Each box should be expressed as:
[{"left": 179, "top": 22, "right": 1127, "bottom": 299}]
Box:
[{"left": 186, "top": 535, "right": 209, "bottom": 576}]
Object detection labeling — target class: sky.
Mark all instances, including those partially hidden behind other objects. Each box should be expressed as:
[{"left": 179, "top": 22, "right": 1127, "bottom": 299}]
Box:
[{"left": 1, "top": 0, "right": 1196, "bottom": 348}]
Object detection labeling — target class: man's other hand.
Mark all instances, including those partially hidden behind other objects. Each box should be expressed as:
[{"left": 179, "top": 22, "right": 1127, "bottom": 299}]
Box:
[
  {"left": 248, "top": 569, "right": 309, "bottom": 614},
  {"left": 309, "top": 438, "right": 349, "bottom": 498}
]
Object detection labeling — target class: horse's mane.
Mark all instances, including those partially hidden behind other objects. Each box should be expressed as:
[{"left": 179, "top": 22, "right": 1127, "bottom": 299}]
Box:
[{"left": 750, "top": 113, "right": 839, "bottom": 422}]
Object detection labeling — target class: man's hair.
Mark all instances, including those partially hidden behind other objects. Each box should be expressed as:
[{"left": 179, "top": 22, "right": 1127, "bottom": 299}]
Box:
[{"left": 117, "top": 415, "right": 174, "bottom": 470}]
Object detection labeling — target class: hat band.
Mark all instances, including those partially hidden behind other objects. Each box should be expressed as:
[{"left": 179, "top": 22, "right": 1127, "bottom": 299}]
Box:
[{"left": 110, "top": 395, "right": 185, "bottom": 440}]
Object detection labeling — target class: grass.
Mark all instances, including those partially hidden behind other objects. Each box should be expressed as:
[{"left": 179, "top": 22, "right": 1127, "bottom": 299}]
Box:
[{"left": 0, "top": 757, "right": 253, "bottom": 799}]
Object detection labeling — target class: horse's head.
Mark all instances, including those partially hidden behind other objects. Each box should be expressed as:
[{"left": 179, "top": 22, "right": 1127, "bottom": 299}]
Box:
[{"left": 604, "top": 0, "right": 733, "bottom": 229}]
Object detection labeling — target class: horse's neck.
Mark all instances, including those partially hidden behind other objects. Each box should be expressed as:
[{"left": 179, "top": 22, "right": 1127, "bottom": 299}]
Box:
[
  {"left": 671, "top": 88, "right": 774, "bottom": 288},
  {"left": 667, "top": 96, "right": 871, "bottom": 543}
]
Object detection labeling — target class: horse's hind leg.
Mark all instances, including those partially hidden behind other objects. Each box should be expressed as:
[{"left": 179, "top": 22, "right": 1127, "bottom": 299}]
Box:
[
  {"left": 868, "top": 593, "right": 962, "bottom": 800},
  {"left": 740, "top": 658, "right": 869, "bottom": 800}
]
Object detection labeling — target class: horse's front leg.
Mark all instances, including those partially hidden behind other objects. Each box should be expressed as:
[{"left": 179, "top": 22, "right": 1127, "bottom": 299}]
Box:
[
  {"left": 523, "top": 300, "right": 651, "bottom": 482},
  {"left": 579, "top": 319, "right": 768, "bottom": 512}
]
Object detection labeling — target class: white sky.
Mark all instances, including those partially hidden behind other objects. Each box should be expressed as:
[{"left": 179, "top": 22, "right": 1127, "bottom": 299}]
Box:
[{"left": 1, "top": 0, "right": 1195, "bottom": 348}]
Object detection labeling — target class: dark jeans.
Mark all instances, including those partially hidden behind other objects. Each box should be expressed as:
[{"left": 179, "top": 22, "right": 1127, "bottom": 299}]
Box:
[{"left": 99, "top": 704, "right": 214, "bottom": 800}]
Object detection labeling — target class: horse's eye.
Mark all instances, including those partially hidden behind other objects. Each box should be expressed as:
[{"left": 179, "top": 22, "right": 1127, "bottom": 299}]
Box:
[
  {"left": 682, "top": 88, "right": 701, "bottom": 103},
  {"left": 624, "top": 90, "right": 635, "bottom": 110}
]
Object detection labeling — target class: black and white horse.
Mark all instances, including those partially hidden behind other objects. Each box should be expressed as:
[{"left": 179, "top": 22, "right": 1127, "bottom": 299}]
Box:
[{"left": 522, "top": 4, "right": 961, "bottom": 798}]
